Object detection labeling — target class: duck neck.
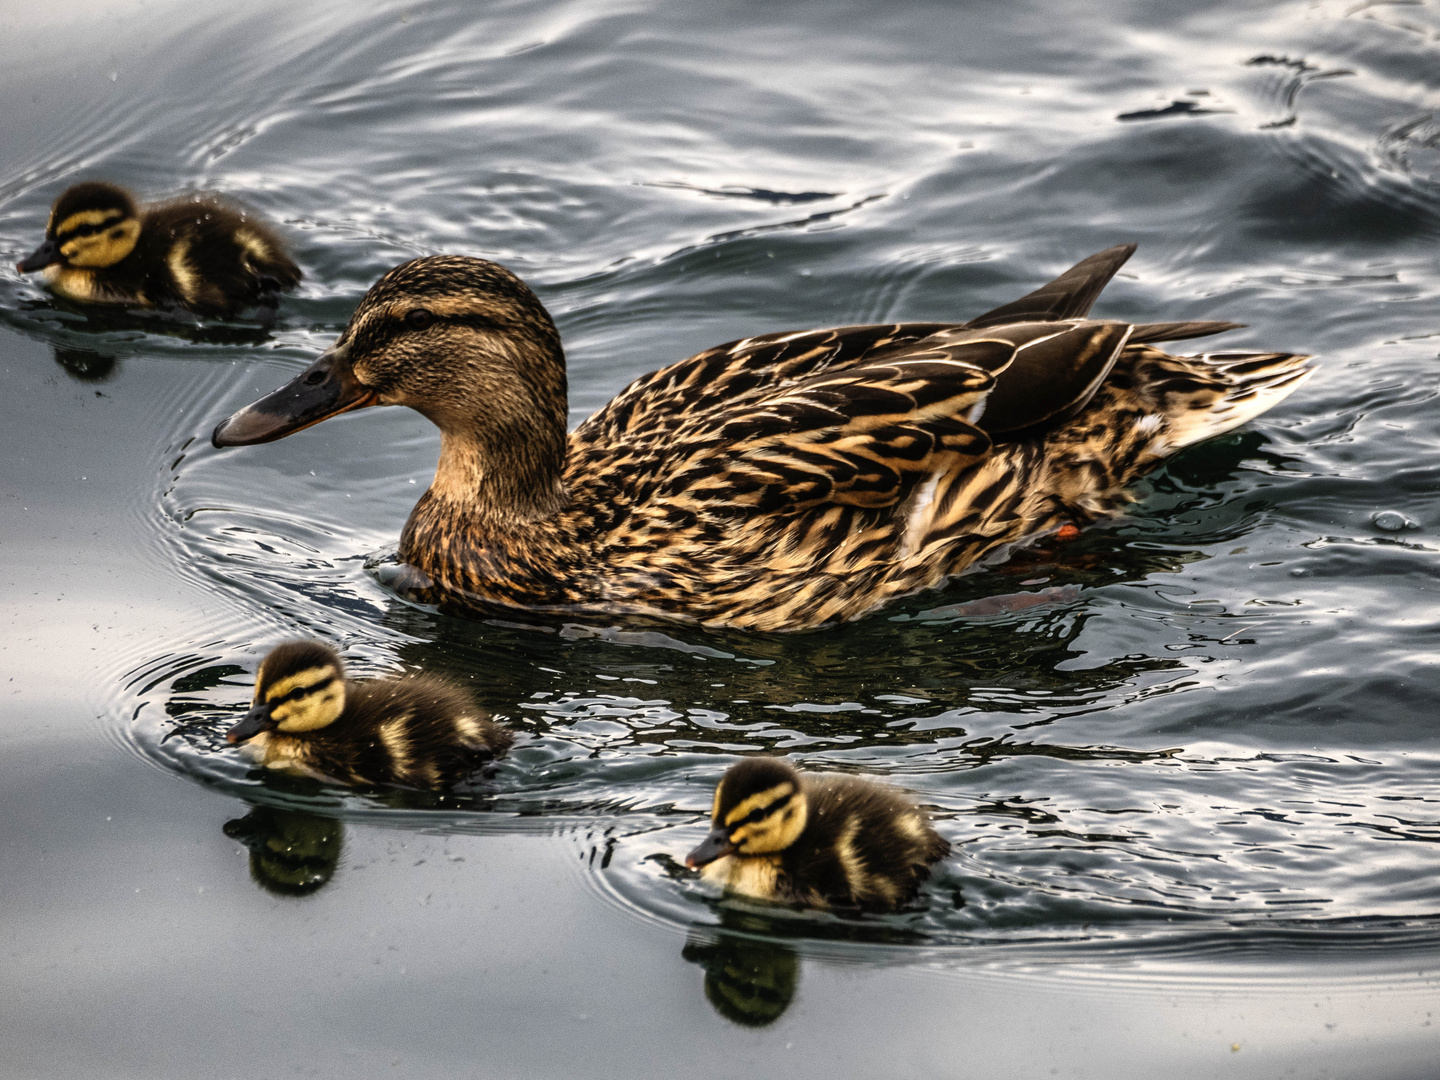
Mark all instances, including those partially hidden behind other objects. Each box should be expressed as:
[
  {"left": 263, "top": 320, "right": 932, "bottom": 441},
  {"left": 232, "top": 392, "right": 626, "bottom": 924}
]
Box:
[
  {"left": 400, "top": 398, "right": 569, "bottom": 563},
  {"left": 432, "top": 425, "right": 567, "bottom": 525}
]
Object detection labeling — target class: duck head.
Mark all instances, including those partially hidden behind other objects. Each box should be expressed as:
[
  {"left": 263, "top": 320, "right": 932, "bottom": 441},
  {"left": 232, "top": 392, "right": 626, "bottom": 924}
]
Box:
[
  {"left": 18, "top": 181, "right": 142, "bottom": 274},
  {"left": 212, "top": 255, "right": 569, "bottom": 523},
  {"left": 227, "top": 639, "right": 348, "bottom": 744},
  {"left": 687, "top": 758, "right": 811, "bottom": 868}
]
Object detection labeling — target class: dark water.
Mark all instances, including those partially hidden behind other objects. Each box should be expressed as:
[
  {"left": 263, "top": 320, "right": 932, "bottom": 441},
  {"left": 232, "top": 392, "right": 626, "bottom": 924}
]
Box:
[{"left": 5, "top": 0, "right": 1440, "bottom": 1075}]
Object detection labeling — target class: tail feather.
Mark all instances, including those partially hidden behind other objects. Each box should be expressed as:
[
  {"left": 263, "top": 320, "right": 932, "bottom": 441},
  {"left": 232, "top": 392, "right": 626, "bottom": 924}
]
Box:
[{"left": 1155, "top": 350, "right": 1314, "bottom": 451}]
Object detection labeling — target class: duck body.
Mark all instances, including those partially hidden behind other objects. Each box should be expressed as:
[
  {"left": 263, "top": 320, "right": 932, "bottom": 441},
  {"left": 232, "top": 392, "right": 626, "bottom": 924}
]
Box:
[
  {"left": 685, "top": 757, "right": 950, "bottom": 912},
  {"left": 213, "top": 246, "right": 1313, "bottom": 632},
  {"left": 227, "top": 639, "right": 512, "bottom": 789},
  {"left": 18, "top": 181, "right": 301, "bottom": 320}
]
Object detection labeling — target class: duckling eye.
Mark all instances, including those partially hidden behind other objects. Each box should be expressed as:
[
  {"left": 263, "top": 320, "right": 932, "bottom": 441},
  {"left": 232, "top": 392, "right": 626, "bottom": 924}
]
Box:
[{"left": 405, "top": 308, "right": 433, "bottom": 331}]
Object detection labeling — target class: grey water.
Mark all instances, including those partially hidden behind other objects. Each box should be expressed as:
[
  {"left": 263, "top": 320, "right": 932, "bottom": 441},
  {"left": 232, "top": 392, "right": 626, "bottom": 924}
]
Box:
[{"left": 3, "top": 0, "right": 1440, "bottom": 1076}]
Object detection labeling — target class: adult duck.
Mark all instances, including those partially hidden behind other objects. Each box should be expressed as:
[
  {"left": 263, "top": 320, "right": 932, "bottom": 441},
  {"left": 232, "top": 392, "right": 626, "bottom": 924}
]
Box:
[{"left": 212, "top": 246, "right": 1311, "bottom": 631}]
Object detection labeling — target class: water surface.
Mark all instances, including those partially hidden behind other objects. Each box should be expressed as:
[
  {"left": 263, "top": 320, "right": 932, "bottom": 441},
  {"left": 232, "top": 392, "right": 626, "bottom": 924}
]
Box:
[{"left": 4, "top": 0, "right": 1440, "bottom": 1075}]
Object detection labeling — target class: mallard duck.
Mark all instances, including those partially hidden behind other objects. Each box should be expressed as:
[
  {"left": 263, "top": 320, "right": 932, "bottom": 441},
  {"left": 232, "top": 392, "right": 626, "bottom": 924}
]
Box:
[
  {"left": 16, "top": 180, "right": 301, "bottom": 320},
  {"left": 684, "top": 757, "right": 950, "bottom": 912},
  {"left": 210, "top": 245, "right": 1312, "bottom": 631},
  {"left": 226, "top": 639, "right": 513, "bottom": 788}
]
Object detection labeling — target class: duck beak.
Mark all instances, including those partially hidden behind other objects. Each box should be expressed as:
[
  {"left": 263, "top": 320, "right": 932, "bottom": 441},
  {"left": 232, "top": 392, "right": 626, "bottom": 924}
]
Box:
[
  {"left": 211, "top": 341, "right": 378, "bottom": 448},
  {"left": 227, "top": 703, "right": 276, "bottom": 745},
  {"left": 17, "top": 239, "right": 60, "bottom": 274},
  {"left": 685, "top": 826, "right": 738, "bottom": 869}
]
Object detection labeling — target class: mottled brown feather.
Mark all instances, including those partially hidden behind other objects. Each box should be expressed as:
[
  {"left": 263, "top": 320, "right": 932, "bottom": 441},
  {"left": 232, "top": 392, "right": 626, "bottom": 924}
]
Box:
[{"left": 216, "top": 250, "right": 1312, "bottom": 631}]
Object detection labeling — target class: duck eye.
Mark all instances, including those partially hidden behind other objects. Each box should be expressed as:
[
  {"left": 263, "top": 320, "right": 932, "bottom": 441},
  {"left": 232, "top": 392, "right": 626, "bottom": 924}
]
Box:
[{"left": 405, "top": 308, "right": 433, "bottom": 331}]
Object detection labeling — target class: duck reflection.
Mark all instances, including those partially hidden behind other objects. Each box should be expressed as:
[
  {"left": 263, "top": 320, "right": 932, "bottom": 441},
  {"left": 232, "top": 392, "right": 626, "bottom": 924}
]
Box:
[
  {"left": 223, "top": 804, "right": 343, "bottom": 897},
  {"left": 682, "top": 914, "right": 800, "bottom": 1027},
  {"left": 53, "top": 346, "right": 118, "bottom": 382}
]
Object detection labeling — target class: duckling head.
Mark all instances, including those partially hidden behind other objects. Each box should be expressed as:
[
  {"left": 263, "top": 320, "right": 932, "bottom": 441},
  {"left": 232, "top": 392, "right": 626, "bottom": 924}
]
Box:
[
  {"left": 17, "top": 181, "right": 142, "bottom": 274},
  {"left": 687, "top": 758, "right": 810, "bottom": 869},
  {"left": 212, "top": 255, "right": 568, "bottom": 521},
  {"left": 227, "top": 639, "right": 347, "bottom": 745}
]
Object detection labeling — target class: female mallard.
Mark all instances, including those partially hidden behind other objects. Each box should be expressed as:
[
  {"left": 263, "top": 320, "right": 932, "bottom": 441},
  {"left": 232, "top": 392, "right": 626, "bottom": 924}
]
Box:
[
  {"left": 17, "top": 180, "right": 301, "bottom": 320},
  {"left": 227, "top": 639, "right": 512, "bottom": 789},
  {"left": 211, "top": 246, "right": 1311, "bottom": 631},
  {"left": 685, "top": 757, "right": 950, "bottom": 912}
]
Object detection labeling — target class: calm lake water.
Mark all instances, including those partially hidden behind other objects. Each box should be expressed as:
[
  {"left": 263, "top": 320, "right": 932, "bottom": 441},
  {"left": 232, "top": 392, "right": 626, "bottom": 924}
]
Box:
[{"left": 4, "top": 0, "right": 1440, "bottom": 1076}]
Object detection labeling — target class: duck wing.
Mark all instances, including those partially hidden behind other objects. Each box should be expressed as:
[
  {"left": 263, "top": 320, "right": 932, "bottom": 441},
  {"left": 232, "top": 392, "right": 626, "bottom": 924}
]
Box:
[
  {"left": 577, "top": 322, "right": 957, "bottom": 448},
  {"left": 677, "top": 353, "right": 998, "bottom": 514},
  {"left": 964, "top": 243, "right": 1137, "bottom": 328},
  {"left": 655, "top": 320, "right": 1135, "bottom": 516}
]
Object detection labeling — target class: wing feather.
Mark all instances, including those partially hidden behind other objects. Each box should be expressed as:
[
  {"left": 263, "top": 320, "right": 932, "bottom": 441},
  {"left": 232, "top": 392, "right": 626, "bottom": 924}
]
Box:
[{"left": 664, "top": 355, "right": 999, "bottom": 514}]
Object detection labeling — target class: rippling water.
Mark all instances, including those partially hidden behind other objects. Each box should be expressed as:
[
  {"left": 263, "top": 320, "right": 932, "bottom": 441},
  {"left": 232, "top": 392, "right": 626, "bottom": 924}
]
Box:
[{"left": 6, "top": 0, "right": 1440, "bottom": 1074}]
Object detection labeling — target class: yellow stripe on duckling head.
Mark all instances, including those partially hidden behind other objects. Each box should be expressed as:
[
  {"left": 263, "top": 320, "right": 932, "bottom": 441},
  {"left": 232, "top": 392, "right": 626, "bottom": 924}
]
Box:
[
  {"left": 725, "top": 781, "right": 808, "bottom": 855},
  {"left": 723, "top": 781, "right": 795, "bottom": 827},
  {"left": 55, "top": 209, "right": 123, "bottom": 236},
  {"left": 59, "top": 217, "right": 140, "bottom": 269},
  {"left": 265, "top": 664, "right": 346, "bottom": 733}
]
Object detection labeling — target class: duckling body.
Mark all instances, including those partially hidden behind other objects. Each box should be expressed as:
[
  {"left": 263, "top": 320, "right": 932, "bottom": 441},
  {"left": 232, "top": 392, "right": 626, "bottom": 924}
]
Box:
[
  {"left": 227, "top": 640, "right": 512, "bottom": 789},
  {"left": 686, "top": 757, "right": 950, "bottom": 912},
  {"left": 212, "top": 246, "right": 1312, "bottom": 631},
  {"left": 18, "top": 181, "right": 300, "bottom": 320}
]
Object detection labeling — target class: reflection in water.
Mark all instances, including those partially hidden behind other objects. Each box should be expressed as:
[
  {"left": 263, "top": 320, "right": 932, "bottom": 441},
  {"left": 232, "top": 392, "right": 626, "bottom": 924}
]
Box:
[
  {"left": 53, "top": 346, "right": 118, "bottom": 382},
  {"left": 223, "top": 805, "right": 344, "bottom": 897},
  {"left": 682, "top": 915, "right": 800, "bottom": 1027}
]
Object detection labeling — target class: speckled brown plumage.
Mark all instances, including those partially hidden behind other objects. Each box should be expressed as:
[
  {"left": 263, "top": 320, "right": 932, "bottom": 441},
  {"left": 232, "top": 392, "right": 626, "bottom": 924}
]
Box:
[{"left": 212, "top": 245, "right": 1313, "bottom": 631}]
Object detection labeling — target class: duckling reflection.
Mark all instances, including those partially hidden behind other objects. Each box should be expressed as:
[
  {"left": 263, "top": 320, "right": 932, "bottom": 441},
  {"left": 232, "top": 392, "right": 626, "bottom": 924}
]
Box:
[
  {"left": 223, "top": 805, "right": 343, "bottom": 897},
  {"left": 687, "top": 757, "right": 949, "bottom": 912},
  {"left": 227, "top": 639, "right": 513, "bottom": 789},
  {"left": 17, "top": 181, "right": 300, "bottom": 321},
  {"left": 52, "top": 346, "right": 117, "bottom": 382},
  {"left": 682, "top": 916, "right": 800, "bottom": 1027}
]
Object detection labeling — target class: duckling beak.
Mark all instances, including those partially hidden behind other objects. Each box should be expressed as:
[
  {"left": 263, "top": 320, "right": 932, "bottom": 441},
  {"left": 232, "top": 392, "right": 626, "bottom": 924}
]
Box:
[
  {"left": 226, "top": 703, "right": 276, "bottom": 745},
  {"left": 211, "top": 341, "right": 378, "bottom": 448},
  {"left": 686, "top": 826, "right": 738, "bottom": 869},
  {"left": 17, "top": 239, "right": 60, "bottom": 274}
]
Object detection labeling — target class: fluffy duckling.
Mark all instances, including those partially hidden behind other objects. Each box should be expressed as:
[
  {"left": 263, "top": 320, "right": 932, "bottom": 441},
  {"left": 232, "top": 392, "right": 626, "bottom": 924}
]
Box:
[
  {"left": 226, "top": 639, "right": 512, "bottom": 789},
  {"left": 211, "top": 248, "right": 1312, "bottom": 631},
  {"left": 686, "top": 757, "right": 950, "bottom": 912},
  {"left": 17, "top": 180, "right": 300, "bottom": 320}
]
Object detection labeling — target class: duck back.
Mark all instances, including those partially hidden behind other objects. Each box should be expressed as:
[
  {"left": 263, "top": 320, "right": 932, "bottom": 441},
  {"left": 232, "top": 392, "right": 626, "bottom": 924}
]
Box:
[
  {"left": 300, "top": 673, "right": 512, "bottom": 788},
  {"left": 136, "top": 196, "right": 300, "bottom": 318},
  {"left": 779, "top": 775, "right": 950, "bottom": 911}
]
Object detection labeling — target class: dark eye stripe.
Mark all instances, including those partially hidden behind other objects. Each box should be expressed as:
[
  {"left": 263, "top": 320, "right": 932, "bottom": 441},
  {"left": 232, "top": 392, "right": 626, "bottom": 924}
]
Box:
[
  {"left": 57, "top": 215, "right": 124, "bottom": 241},
  {"left": 272, "top": 675, "right": 335, "bottom": 704},
  {"left": 735, "top": 791, "right": 793, "bottom": 830}
]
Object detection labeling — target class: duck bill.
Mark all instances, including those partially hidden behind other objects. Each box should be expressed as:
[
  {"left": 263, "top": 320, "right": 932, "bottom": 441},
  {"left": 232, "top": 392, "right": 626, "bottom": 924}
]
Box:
[
  {"left": 17, "top": 239, "right": 60, "bottom": 274},
  {"left": 226, "top": 704, "right": 276, "bottom": 745},
  {"left": 685, "top": 827, "right": 738, "bottom": 869},
  {"left": 211, "top": 342, "right": 377, "bottom": 448}
]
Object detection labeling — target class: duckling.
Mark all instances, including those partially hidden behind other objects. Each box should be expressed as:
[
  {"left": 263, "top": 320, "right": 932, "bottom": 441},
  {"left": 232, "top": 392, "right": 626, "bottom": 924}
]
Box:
[
  {"left": 226, "top": 639, "right": 513, "bottom": 789},
  {"left": 17, "top": 180, "right": 300, "bottom": 320},
  {"left": 685, "top": 757, "right": 950, "bottom": 912},
  {"left": 212, "top": 246, "right": 1312, "bottom": 631}
]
